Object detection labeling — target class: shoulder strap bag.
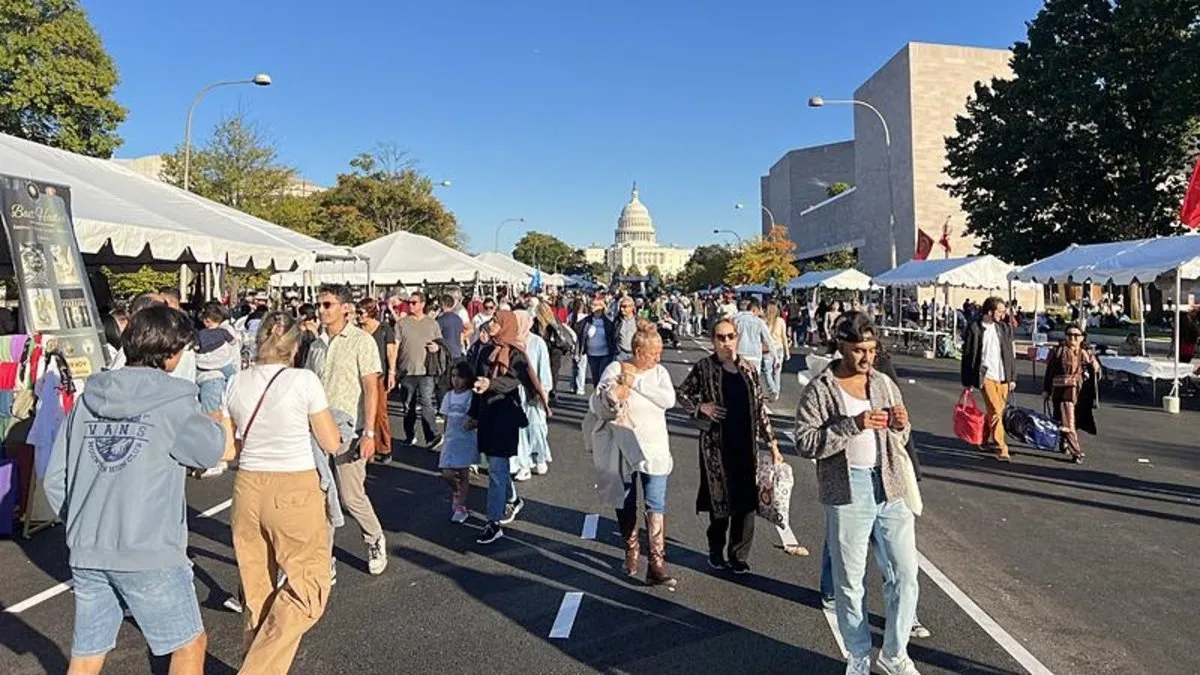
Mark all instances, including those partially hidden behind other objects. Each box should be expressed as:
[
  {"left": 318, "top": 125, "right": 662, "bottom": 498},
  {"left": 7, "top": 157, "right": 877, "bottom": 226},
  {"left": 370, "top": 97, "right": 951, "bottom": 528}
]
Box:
[{"left": 238, "top": 368, "right": 288, "bottom": 449}]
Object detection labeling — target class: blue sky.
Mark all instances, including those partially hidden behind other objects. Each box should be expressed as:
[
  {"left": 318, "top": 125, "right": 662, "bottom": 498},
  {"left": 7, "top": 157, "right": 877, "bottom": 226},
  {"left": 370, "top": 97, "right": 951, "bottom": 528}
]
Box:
[{"left": 87, "top": 0, "right": 1043, "bottom": 253}]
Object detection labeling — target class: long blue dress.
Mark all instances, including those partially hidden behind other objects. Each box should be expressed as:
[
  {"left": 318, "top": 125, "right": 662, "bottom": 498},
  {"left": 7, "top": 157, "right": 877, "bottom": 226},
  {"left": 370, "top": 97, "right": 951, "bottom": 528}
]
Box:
[{"left": 512, "top": 333, "right": 552, "bottom": 473}]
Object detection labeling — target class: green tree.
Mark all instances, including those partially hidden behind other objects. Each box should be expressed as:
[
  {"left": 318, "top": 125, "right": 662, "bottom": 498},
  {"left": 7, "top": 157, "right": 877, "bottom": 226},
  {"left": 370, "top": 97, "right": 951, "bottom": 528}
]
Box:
[
  {"left": 626, "top": 263, "right": 642, "bottom": 277},
  {"left": 0, "top": 0, "right": 127, "bottom": 157},
  {"left": 612, "top": 264, "right": 626, "bottom": 279},
  {"left": 677, "top": 244, "right": 733, "bottom": 291},
  {"left": 943, "top": 0, "right": 1200, "bottom": 264},
  {"left": 511, "top": 232, "right": 583, "bottom": 271},
  {"left": 160, "top": 111, "right": 295, "bottom": 214},
  {"left": 826, "top": 181, "right": 851, "bottom": 197},
  {"left": 320, "top": 143, "right": 461, "bottom": 248},
  {"left": 804, "top": 249, "right": 859, "bottom": 272},
  {"left": 101, "top": 266, "right": 176, "bottom": 299},
  {"left": 646, "top": 264, "right": 662, "bottom": 282}
]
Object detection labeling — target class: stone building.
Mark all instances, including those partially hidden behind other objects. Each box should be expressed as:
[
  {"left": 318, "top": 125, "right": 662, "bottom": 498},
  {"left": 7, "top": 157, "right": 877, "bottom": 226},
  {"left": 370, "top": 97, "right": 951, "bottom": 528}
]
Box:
[
  {"left": 583, "top": 183, "right": 693, "bottom": 276},
  {"left": 760, "top": 42, "right": 1013, "bottom": 274}
]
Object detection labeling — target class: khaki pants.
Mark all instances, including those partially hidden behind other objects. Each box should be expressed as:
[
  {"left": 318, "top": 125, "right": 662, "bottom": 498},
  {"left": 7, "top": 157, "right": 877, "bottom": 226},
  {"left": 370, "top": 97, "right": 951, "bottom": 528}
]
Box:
[
  {"left": 232, "top": 470, "right": 331, "bottom": 674},
  {"left": 1058, "top": 400, "right": 1083, "bottom": 456},
  {"left": 372, "top": 378, "right": 392, "bottom": 456},
  {"left": 981, "top": 379, "right": 1010, "bottom": 455},
  {"left": 333, "top": 449, "right": 384, "bottom": 546}
]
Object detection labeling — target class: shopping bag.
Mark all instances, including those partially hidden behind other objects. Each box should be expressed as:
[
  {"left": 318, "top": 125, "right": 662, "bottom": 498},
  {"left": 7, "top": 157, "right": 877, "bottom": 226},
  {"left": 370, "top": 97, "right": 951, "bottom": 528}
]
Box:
[
  {"left": 892, "top": 449, "right": 923, "bottom": 517},
  {"left": 755, "top": 452, "right": 793, "bottom": 526},
  {"left": 953, "top": 388, "right": 986, "bottom": 446},
  {"left": 1003, "top": 404, "right": 1061, "bottom": 452}
]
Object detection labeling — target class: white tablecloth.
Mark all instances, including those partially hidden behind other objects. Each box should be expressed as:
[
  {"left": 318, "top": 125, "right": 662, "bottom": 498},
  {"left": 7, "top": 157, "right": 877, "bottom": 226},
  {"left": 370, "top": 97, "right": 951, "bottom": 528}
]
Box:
[{"left": 1099, "top": 356, "right": 1194, "bottom": 381}]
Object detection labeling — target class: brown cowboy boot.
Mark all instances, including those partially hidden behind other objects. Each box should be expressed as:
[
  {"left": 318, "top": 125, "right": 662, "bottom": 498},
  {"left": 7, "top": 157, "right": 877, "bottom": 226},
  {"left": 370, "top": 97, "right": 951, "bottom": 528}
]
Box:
[
  {"left": 616, "top": 508, "right": 639, "bottom": 577},
  {"left": 645, "top": 513, "right": 677, "bottom": 589}
]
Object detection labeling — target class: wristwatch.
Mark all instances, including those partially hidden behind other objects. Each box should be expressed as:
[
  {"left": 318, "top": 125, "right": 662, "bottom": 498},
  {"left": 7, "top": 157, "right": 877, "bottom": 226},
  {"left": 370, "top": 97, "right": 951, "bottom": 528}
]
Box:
[{"left": 363, "top": 430, "right": 377, "bottom": 439}]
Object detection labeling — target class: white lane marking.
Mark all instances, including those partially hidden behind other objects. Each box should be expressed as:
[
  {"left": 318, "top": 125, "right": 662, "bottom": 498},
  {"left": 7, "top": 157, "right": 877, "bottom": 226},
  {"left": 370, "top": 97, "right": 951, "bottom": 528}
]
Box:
[
  {"left": 580, "top": 514, "right": 599, "bottom": 540},
  {"left": 4, "top": 497, "right": 235, "bottom": 615},
  {"left": 821, "top": 606, "right": 849, "bottom": 658},
  {"left": 549, "top": 591, "right": 584, "bottom": 639},
  {"left": 917, "top": 551, "right": 1055, "bottom": 675}
]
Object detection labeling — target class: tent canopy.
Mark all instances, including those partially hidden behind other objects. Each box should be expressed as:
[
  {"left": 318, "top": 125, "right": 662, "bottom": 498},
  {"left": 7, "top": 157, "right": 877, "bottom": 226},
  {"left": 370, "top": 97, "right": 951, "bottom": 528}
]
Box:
[
  {"left": 271, "top": 230, "right": 519, "bottom": 287},
  {"left": 786, "top": 268, "right": 874, "bottom": 291},
  {"left": 734, "top": 283, "right": 773, "bottom": 294},
  {"left": 1081, "top": 235, "right": 1200, "bottom": 285},
  {"left": 1008, "top": 239, "right": 1152, "bottom": 283},
  {"left": 1, "top": 132, "right": 342, "bottom": 271},
  {"left": 873, "top": 255, "right": 1019, "bottom": 289},
  {"left": 475, "top": 252, "right": 535, "bottom": 278}
]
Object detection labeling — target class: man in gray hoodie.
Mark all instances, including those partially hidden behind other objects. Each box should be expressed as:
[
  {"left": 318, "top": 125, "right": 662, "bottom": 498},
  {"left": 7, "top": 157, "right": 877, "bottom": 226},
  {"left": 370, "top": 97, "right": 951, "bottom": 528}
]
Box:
[{"left": 44, "top": 305, "right": 226, "bottom": 675}]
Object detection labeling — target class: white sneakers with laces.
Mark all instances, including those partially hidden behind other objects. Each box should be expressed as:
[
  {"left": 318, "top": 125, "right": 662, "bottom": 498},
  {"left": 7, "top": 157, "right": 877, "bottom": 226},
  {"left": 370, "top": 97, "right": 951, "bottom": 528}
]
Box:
[
  {"left": 845, "top": 655, "right": 871, "bottom": 675},
  {"left": 877, "top": 655, "right": 922, "bottom": 675},
  {"left": 367, "top": 535, "right": 388, "bottom": 575}
]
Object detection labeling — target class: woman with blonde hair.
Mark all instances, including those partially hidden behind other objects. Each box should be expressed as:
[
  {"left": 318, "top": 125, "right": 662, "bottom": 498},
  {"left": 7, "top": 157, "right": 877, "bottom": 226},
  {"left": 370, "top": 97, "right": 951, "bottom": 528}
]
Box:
[
  {"left": 763, "top": 300, "right": 789, "bottom": 401},
  {"left": 534, "top": 300, "right": 572, "bottom": 404},
  {"left": 225, "top": 311, "right": 344, "bottom": 673},
  {"left": 591, "top": 321, "right": 678, "bottom": 588}
]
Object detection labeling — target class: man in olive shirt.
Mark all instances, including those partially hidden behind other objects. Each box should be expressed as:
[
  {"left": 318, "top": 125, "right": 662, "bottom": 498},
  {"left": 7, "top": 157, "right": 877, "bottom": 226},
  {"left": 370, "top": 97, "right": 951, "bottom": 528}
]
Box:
[
  {"left": 314, "top": 285, "right": 388, "bottom": 575},
  {"left": 397, "top": 291, "right": 443, "bottom": 449}
]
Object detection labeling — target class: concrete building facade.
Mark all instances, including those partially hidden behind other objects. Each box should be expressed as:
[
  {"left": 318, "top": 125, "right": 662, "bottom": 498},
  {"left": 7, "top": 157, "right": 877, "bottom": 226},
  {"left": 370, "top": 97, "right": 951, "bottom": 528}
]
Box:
[{"left": 761, "top": 42, "right": 1013, "bottom": 275}]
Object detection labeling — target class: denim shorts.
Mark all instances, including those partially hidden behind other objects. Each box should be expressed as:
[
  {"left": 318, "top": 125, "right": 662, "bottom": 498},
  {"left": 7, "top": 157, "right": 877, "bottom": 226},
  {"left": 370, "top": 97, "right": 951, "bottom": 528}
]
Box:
[{"left": 71, "top": 565, "right": 204, "bottom": 657}]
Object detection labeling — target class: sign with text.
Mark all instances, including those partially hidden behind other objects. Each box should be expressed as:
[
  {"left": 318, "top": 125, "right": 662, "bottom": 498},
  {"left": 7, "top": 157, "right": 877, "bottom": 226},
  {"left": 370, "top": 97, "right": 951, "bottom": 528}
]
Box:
[{"left": 0, "top": 175, "right": 107, "bottom": 378}]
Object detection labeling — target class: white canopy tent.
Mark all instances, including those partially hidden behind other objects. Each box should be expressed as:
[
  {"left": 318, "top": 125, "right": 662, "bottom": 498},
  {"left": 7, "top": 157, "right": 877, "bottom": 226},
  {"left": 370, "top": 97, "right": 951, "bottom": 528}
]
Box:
[
  {"left": 734, "top": 283, "right": 773, "bottom": 295},
  {"left": 1008, "top": 239, "right": 1153, "bottom": 284},
  {"left": 0, "top": 132, "right": 342, "bottom": 271},
  {"left": 874, "top": 255, "right": 1017, "bottom": 289},
  {"left": 475, "top": 251, "right": 570, "bottom": 289},
  {"left": 785, "top": 268, "right": 875, "bottom": 292},
  {"left": 271, "top": 230, "right": 520, "bottom": 289}
]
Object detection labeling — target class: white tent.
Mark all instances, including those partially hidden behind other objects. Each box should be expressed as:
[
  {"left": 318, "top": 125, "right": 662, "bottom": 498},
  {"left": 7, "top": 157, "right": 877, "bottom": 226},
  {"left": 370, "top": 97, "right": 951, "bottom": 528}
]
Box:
[
  {"left": 734, "top": 283, "right": 773, "bottom": 294},
  {"left": 476, "top": 252, "right": 570, "bottom": 288},
  {"left": 786, "top": 268, "right": 875, "bottom": 291},
  {"left": 0, "top": 132, "right": 341, "bottom": 270},
  {"left": 873, "top": 255, "right": 1018, "bottom": 289},
  {"left": 271, "top": 230, "right": 519, "bottom": 287},
  {"left": 1078, "top": 234, "right": 1200, "bottom": 285},
  {"left": 1008, "top": 239, "right": 1152, "bottom": 283}
]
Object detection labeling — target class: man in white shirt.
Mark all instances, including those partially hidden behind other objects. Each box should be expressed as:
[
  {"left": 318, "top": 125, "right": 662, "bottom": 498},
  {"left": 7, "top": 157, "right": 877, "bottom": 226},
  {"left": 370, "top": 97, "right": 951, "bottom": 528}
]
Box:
[{"left": 960, "top": 296, "right": 1017, "bottom": 461}]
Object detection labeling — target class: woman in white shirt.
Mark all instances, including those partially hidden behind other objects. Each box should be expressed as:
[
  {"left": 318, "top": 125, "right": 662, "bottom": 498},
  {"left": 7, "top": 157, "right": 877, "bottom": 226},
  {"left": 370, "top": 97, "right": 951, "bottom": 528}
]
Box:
[
  {"left": 592, "top": 321, "right": 677, "bottom": 589},
  {"left": 225, "top": 312, "right": 342, "bottom": 673}
]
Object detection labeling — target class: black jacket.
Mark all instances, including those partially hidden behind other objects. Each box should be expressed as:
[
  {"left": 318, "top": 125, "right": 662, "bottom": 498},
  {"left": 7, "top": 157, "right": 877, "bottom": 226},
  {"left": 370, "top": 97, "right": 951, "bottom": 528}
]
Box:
[
  {"left": 468, "top": 343, "right": 533, "bottom": 458},
  {"left": 574, "top": 314, "right": 618, "bottom": 357},
  {"left": 961, "top": 320, "right": 1017, "bottom": 388}
]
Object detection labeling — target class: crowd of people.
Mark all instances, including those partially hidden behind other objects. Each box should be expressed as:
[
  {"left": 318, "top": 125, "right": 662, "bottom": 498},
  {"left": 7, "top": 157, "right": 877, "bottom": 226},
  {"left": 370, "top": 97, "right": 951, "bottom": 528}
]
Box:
[{"left": 43, "top": 280, "right": 974, "bottom": 674}]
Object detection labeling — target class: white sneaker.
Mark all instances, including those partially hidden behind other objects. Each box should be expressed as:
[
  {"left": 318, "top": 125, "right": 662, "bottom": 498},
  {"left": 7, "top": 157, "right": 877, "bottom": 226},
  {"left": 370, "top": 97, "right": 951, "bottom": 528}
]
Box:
[
  {"left": 513, "top": 468, "right": 532, "bottom": 482},
  {"left": 200, "top": 461, "right": 227, "bottom": 478},
  {"left": 223, "top": 596, "right": 243, "bottom": 613},
  {"left": 533, "top": 462, "right": 549, "bottom": 476},
  {"left": 367, "top": 536, "right": 388, "bottom": 575},
  {"left": 877, "top": 655, "right": 921, "bottom": 675},
  {"left": 451, "top": 506, "right": 469, "bottom": 524},
  {"left": 845, "top": 655, "right": 872, "bottom": 675}
]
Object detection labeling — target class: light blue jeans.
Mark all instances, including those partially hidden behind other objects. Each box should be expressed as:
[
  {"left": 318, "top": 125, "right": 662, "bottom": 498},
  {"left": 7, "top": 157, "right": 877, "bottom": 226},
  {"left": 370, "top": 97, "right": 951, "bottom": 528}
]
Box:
[
  {"left": 487, "top": 455, "right": 517, "bottom": 523},
  {"left": 623, "top": 472, "right": 668, "bottom": 514},
  {"left": 825, "top": 468, "right": 919, "bottom": 661},
  {"left": 572, "top": 355, "right": 587, "bottom": 394},
  {"left": 762, "top": 350, "right": 782, "bottom": 399}
]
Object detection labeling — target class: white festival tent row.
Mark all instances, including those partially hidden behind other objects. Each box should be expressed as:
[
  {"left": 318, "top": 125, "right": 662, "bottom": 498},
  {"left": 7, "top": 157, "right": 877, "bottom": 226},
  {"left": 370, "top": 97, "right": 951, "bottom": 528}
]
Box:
[
  {"left": 0, "top": 132, "right": 346, "bottom": 274},
  {"left": 785, "top": 268, "right": 876, "bottom": 292},
  {"left": 475, "top": 251, "right": 569, "bottom": 288},
  {"left": 271, "top": 230, "right": 522, "bottom": 289}
]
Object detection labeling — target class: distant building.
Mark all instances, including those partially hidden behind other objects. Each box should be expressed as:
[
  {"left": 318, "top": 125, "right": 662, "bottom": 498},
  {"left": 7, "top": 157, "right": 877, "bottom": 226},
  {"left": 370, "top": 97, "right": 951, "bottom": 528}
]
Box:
[
  {"left": 111, "top": 154, "right": 325, "bottom": 197},
  {"left": 760, "top": 42, "right": 1013, "bottom": 274},
  {"left": 583, "top": 183, "right": 693, "bottom": 277}
]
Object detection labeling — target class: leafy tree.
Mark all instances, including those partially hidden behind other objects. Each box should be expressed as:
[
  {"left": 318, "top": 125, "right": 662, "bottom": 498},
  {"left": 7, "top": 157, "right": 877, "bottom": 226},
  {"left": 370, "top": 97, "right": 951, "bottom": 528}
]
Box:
[
  {"left": 677, "top": 244, "right": 733, "bottom": 291},
  {"left": 725, "top": 225, "right": 798, "bottom": 285},
  {"left": 512, "top": 232, "right": 583, "bottom": 271},
  {"left": 321, "top": 143, "right": 461, "bottom": 248},
  {"left": 826, "top": 182, "right": 851, "bottom": 197},
  {"left": 943, "top": 0, "right": 1200, "bottom": 264},
  {"left": 252, "top": 193, "right": 324, "bottom": 238},
  {"left": 612, "top": 264, "right": 626, "bottom": 278},
  {"left": 646, "top": 264, "right": 662, "bottom": 282},
  {"left": 0, "top": 0, "right": 127, "bottom": 157},
  {"left": 626, "top": 264, "right": 641, "bottom": 277},
  {"left": 102, "top": 266, "right": 176, "bottom": 299},
  {"left": 804, "top": 249, "right": 859, "bottom": 272}
]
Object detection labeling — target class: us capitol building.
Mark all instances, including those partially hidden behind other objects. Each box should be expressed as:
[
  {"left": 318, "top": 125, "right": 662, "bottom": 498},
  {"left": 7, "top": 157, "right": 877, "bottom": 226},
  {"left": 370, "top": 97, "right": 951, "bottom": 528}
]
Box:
[{"left": 582, "top": 183, "right": 693, "bottom": 277}]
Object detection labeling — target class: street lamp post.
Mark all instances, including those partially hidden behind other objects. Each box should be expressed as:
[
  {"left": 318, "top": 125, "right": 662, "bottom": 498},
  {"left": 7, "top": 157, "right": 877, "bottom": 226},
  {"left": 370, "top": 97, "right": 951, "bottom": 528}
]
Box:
[
  {"left": 735, "top": 202, "right": 775, "bottom": 229},
  {"left": 494, "top": 217, "right": 526, "bottom": 253},
  {"left": 808, "top": 95, "right": 897, "bottom": 269},
  {"left": 183, "top": 73, "right": 272, "bottom": 191},
  {"left": 433, "top": 180, "right": 452, "bottom": 188},
  {"left": 713, "top": 228, "right": 744, "bottom": 248}
]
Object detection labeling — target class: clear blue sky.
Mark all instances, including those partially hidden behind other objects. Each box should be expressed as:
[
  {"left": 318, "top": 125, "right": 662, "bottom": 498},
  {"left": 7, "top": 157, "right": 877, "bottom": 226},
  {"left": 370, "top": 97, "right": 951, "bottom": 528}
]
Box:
[{"left": 87, "top": 0, "right": 1043, "bottom": 253}]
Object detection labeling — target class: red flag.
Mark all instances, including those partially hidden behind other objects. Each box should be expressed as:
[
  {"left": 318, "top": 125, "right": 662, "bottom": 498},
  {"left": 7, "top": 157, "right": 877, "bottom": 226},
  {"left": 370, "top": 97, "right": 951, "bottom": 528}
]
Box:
[
  {"left": 1181, "top": 157, "right": 1200, "bottom": 229},
  {"left": 915, "top": 229, "right": 933, "bottom": 260},
  {"left": 938, "top": 217, "right": 952, "bottom": 255}
]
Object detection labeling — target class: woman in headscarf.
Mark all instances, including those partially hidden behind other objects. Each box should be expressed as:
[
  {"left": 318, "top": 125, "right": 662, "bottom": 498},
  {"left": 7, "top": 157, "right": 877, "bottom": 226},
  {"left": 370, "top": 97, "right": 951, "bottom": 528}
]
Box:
[
  {"left": 1043, "top": 326, "right": 1099, "bottom": 463},
  {"left": 470, "top": 309, "right": 547, "bottom": 545},
  {"left": 512, "top": 310, "right": 554, "bottom": 481}
]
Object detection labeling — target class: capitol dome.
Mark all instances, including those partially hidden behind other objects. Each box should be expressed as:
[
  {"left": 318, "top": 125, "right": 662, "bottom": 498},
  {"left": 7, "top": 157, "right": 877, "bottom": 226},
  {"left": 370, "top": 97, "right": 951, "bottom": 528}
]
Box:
[{"left": 615, "top": 182, "right": 657, "bottom": 245}]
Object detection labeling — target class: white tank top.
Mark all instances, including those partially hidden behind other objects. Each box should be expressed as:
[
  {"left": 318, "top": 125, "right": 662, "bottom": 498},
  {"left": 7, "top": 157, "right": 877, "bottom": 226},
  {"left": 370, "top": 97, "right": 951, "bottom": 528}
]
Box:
[{"left": 836, "top": 384, "right": 880, "bottom": 469}]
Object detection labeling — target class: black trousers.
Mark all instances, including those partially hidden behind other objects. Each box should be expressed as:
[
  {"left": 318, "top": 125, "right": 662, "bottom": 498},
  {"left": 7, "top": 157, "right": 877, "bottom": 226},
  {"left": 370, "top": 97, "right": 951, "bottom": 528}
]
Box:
[{"left": 707, "top": 509, "right": 756, "bottom": 563}]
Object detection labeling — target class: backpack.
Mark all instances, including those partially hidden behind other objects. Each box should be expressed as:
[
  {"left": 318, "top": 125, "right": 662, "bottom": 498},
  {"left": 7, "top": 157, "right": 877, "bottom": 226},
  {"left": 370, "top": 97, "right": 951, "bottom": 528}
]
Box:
[{"left": 548, "top": 321, "right": 577, "bottom": 352}]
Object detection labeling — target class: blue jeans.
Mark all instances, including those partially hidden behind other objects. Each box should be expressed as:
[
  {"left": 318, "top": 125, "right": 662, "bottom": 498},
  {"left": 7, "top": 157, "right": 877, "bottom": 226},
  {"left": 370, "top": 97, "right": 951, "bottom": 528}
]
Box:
[
  {"left": 196, "top": 364, "right": 237, "bottom": 414},
  {"left": 572, "top": 355, "right": 587, "bottom": 393},
  {"left": 825, "top": 468, "right": 919, "bottom": 661},
  {"left": 762, "top": 351, "right": 781, "bottom": 398},
  {"left": 623, "top": 472, "right": 668, "bottom": 514},
  {"left": 71, "top": 565, "right": 203, "bottom": 657},
  {"left": 487, "top": 455, "right": 517, "bottom": 522},
  {"left": 587, "top": 354, "right": 613, "bottom": 386}
]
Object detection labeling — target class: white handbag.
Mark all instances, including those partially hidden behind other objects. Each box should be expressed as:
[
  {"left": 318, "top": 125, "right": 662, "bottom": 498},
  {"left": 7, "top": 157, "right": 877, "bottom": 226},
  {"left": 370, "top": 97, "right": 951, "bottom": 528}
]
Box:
[{"left": 893, "top": 447, "right": 923, "bottom": 517}]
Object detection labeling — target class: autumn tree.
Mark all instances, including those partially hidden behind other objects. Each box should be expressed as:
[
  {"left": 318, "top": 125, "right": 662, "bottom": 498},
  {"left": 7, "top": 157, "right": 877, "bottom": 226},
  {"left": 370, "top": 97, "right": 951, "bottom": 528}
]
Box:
[
  {"left": 0, "top": 0, "right": 127, "bottom": 157},
  {"left": 724, "top": 225, "right": 798, "bottom": 285}
]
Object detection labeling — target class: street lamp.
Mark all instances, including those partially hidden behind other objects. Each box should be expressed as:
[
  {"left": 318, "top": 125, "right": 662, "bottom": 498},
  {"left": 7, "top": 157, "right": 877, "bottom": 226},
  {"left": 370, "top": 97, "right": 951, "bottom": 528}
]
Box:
[
  {"left": 735, "top": 202, "right": 775, "bottom": 228},
  {"left": 434, "top": 180, "right": 452, "bottom": 188},
  {"left": 494, "top": 217, "right": 526, "bottom": 252},
  {"left": 183, "top": 73, "right": 272, "bottom": 191},
  {"left": 808, "top": 95, "right": 897, "bottom": 269},
  {"left": 713, "top": 228, "right": 744, "bottom": 248}
]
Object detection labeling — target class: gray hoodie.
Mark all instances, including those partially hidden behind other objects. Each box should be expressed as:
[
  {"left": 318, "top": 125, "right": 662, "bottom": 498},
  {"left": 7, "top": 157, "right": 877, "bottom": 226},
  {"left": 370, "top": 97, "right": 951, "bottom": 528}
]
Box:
[{"left": 43, "top": 367, "right": 225, "bottom": 571}]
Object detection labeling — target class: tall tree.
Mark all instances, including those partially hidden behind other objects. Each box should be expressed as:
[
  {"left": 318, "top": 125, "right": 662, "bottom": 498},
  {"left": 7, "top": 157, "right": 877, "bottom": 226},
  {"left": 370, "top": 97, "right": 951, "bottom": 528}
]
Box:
[
  {"left": 725, "top": 225, "right": 798, "bottom": 285},
  {"left": 677, "top": 244, "right": 733, "bottom": 291},
  {"left": 320, "top": 143, "right": 461, "bottom": 248},
  {"left": 0, "top": 0, "right": 127, "bottom": 157},
  {"left": 511, "top": 232, "right": 583, "bottom": 271},
  {"left": 943, "top": 0, "right": 1200, "bottom": 264},
  {"left": 160, "top": 111, "right": 295, "bottom": 214}
]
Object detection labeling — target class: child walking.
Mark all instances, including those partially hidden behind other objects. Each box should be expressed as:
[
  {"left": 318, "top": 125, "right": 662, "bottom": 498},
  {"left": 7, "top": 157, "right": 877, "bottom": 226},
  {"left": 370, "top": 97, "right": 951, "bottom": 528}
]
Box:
[{"left": 441, "top": 361, "right": 480, "bottom": 523}]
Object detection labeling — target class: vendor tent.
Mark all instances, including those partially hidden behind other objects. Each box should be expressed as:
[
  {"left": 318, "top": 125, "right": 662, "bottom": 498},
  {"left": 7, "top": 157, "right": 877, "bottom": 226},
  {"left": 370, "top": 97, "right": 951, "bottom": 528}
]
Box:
[
  {"left": 874, "top": 255, "right": 1018, "bottom": 289},
  {"left": 1078, "top": 234, "right": 1200, "bottom": 285},
  {"left": 734, "top": 283, "right": 773, "bottom": 294},
  {"left": 786, "top": 268, "right": 874, "bottom": 291},
  {"left": 0, "top": 132, "right": 342, "bottom": 270},
  {"left": 1008, "top": 239, "right": 1152, "bottom": 284},
  {"left": 475, "top": 252, "right": 535, "bottom": 279},
  {"left": 271, "top": 230, "right": 519, "bottom": 287}
]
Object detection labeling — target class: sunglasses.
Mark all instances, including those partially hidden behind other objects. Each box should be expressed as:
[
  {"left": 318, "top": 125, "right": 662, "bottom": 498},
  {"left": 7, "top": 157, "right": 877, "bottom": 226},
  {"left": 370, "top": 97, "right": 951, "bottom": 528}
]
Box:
[
  {"left": 714, "top": 332, "right": 738, "bottom": 342},
  {"left": 319, "top": 301, "right": 340, "bottom": 309},
  {"left": 1067, "top": 333, "right": 1084, "bottom": 338}
]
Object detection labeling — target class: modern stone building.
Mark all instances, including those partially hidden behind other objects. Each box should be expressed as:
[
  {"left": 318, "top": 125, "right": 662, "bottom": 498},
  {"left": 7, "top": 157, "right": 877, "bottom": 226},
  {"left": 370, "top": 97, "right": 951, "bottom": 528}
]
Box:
[
  {"left": 583, "top": 183, "right": 694, "bottom": 277},
  {"left": 761, "top": 42, "right": 1013, "bottom": 274}
]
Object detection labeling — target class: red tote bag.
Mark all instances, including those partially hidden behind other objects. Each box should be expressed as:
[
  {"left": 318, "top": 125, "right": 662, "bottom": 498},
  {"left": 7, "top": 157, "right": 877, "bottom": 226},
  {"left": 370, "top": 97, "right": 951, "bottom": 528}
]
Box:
[{"left": 953, "top": 388, "right": 985, "bottom": 446}]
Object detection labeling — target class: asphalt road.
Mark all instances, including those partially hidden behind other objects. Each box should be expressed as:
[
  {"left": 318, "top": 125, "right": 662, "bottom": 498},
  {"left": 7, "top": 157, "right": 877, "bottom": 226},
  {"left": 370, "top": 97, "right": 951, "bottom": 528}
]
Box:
[{"left": 2, "top": 339, "right": 1196, "bottom": 674}]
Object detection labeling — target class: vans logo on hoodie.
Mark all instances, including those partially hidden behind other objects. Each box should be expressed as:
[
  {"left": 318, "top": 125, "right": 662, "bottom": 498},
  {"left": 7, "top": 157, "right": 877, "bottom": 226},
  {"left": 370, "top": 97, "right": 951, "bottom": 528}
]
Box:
[{"left": 85, "top": 415, "right": 153, "bottom": 473}]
